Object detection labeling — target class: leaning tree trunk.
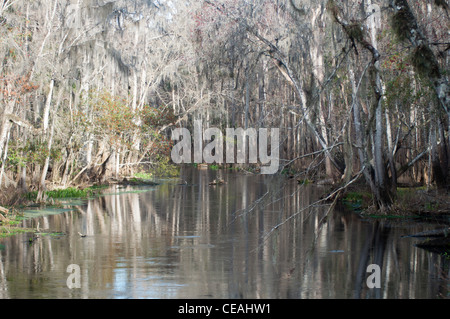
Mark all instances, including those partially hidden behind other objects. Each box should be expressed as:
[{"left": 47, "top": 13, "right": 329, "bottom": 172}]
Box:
[{"left": 329, "top": 0, "right": 394, "bottom": 211}]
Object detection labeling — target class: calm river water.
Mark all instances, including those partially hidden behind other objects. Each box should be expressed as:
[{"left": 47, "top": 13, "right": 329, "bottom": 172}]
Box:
[{"left": 0, "top": 168, "right": 449, "bottom": 299}]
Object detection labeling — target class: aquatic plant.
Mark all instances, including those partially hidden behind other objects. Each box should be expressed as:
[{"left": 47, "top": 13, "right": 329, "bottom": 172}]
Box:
[
  {"left": 0, "top": 215, "right": 35, "bottom": 239},
  {"left": 26, "top": 187, "right": 95, "bottom": 201}
]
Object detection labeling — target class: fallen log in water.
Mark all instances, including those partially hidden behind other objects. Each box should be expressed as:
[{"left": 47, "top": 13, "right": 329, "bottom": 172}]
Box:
[
  {"left": 404, "top": 227, "right": 450, "bottom": 253},
  {"left": 403, "top": 227, "right": 450, "bottom": 238},
  {"left": 120, "top": 178, "right": 160, "bottom": 186},
  {"left": 415, "top": 237, "right": 450, "bottom": 251}
]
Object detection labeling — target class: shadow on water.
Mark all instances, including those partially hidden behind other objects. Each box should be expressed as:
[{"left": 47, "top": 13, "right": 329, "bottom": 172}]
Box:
[{"left": 0, "top": 167, "right": 449, "bottom": 299}]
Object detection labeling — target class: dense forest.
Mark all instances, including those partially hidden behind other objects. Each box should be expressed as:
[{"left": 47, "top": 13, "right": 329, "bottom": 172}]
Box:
[{"left": 0, "top": 0, "right": 449, "bottom": 212}]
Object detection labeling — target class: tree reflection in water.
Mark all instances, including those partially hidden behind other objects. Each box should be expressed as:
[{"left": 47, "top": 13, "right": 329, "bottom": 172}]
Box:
[{"left": 0, "top": 168, "right": 448, "bottom": 299}]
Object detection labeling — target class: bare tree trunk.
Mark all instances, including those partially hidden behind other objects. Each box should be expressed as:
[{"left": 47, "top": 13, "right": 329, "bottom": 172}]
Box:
[
  {"left": 350, "top": 67, "right": 377, "bottom": 194},
  {"left": 37, "top": 88, "right": 61, "bottom": 201},
  {"left": 61, "top": 148, "right": 73, "bottom": 187},
  {"left": 0, "top": 130, "right": 11, "bottom": 188},
  {"left": 0, "top": 100, "right": 14, "bottom": 163},
  {"left": 37, "top": 129, "right": 54, "bottom": 201},
  {"left": 42, "top": 78, "right": 54, "bottom": 133},
  {"left": 245, "top": 66, "right": 250, "bottom": 130},
  {"left": 330, "top": 1, "right": 393, "bottom": 211},
  {"left": 18, "top": 165, "right": 27, "bottom": 193},
  {"left": 257, "top": 63, "right": 266, "bottom": 127},
  {"left": 342, "top": 119, "right": 353, "bottom": 183},
  {"left": 385, "top": 108, "right": 397, "bottom": 194},
  {"left": 373, "top": 86, "right": 390, "bottom": 209}
]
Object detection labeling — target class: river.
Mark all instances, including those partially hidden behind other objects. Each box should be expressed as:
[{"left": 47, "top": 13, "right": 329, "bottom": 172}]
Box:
[{"left": 0, "top": 168, "right": 448, "bottom": 299}]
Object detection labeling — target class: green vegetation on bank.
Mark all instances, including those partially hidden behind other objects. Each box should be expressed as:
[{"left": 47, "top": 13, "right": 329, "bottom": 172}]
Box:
[
  {"left": 341, "top": 186, "right": 449, "bottom": 218},
  {"left": 133, "top": 172, "right": 153, "bottom": 180},
  {"left": 0, "top": 170, "right": 167, "bottom": 239},
  {"left": 152, "top": 157, "right": 180, "bottom": 177},
  {"left": 0, "top": 214, "right": 35, "bottom": 239},
  {"left": 0, "top": 210, "right": 68, "bottom": 239},
  {"left": 24, "top": 186, "right": 107, "bottom": 201}
]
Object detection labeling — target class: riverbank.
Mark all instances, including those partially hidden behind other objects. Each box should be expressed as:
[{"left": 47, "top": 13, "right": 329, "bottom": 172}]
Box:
[
  {"left": 340, "top": 184, "right": 450, "bottom": 217},
  {"left": 339, "top": 184, "right": 450, "bottom": 253},
  {"left": 0, "top": 175, "right": 162, "bottom": 239}
]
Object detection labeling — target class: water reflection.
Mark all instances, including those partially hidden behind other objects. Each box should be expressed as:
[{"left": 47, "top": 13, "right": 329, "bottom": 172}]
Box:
[{"left": 0, "top": 168, "right": 448, "bottom": 299}]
